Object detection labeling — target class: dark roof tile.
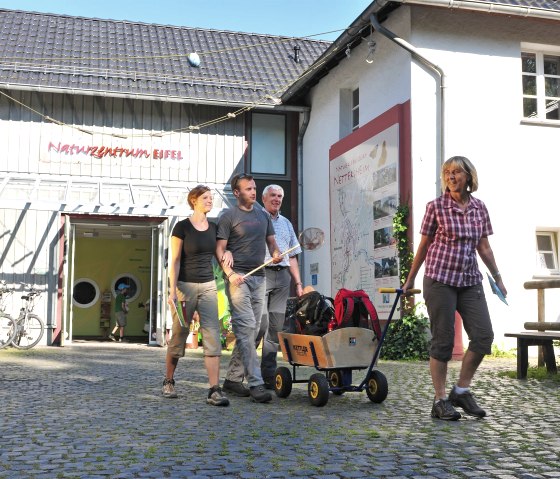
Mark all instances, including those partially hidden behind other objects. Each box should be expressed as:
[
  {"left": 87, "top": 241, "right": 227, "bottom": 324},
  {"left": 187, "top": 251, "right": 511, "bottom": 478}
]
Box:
[{"left": 0, "top": 8, "right": 330, "bottom": 106}]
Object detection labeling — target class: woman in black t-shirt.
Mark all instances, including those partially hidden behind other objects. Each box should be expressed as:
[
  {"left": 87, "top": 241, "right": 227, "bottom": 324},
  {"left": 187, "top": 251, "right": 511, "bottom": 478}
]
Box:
[{"left": 162, "top": 185, "right": 229, "bottom": 406}]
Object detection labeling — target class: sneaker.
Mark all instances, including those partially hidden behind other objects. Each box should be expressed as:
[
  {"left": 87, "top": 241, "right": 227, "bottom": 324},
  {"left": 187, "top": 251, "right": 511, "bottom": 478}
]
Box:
[
  {"left": 223, "top": 379, "right": 250, "bottom": 397},
  {"left": 119, "top": 337, "right": 128, "bottom": 342},
  {"left": 207, "top": 386, "right": 230, "bottom": 407},
  {"left": 108, "top": 334, "right": 117, "bottom": 342},
  {"left": 449, "top": 386, "right": 486, "bottom": 418},
  {"left": 249, "top": 384, "right": 272, "bottom": 403},
  {"left": 162, "top": 378, "right": 178, "bottom": 398},
  {"left": 263, "top": 376, "right": 275, "bottom": 390},
  {"left": 431, "top": 398, "right": 461, "bottom": 421}
]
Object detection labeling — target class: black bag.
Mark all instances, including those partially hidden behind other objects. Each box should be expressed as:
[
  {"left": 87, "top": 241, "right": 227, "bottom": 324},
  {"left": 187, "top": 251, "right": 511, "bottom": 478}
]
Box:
[{"left": 293, "top": 291, "right": 334, "bottom": 336}]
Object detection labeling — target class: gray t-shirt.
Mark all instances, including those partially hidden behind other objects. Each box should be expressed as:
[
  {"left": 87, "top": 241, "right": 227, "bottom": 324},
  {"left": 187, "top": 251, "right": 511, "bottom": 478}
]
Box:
[{"left": 217, "top": 206, "right": 275, "bottom": 276}]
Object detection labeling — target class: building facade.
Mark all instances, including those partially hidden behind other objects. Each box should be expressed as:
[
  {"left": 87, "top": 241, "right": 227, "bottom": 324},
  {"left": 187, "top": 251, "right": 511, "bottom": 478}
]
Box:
[
  {"left": 283, "top": 0, "right": 560, "bottom": 346},
  {"left": 0, "top": 9, "right": 329, "bottom": 345}
]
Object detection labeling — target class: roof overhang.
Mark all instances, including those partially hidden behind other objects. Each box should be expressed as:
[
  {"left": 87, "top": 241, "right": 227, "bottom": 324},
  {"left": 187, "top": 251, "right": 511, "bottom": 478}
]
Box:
[{"left": 281, "top": 0, "right": 560, "bottom": 104}]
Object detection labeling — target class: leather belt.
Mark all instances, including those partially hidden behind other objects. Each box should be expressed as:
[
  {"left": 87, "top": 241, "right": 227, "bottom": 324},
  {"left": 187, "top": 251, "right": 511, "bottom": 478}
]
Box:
[{"left": 265, "top": 265, "right": 288, "bottom": 271}]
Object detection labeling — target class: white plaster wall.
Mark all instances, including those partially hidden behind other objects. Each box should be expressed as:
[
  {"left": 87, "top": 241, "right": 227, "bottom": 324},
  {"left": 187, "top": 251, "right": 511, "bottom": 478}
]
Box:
[
  {"left": 409, "top": 7, "right": 560, "bottom": 348},
  {"left": 301, "top": 11, "right": 413, "bottom": 296},
  {"left": 301, "top": 5, "right": 560, "bottom": 351}
]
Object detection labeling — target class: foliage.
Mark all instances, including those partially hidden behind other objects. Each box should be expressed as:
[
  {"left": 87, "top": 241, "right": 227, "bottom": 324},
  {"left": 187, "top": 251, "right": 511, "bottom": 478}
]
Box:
[
  {"left": 392, "top": 204, "right": 414, "bottom": 288},
  {"left": 381, "top": 203, "right": 430, "bottom": 360},
  {"left": 380, "top": 303, "right": 430, "bottom": 360},
  {"left": 498, "top": 367, "right": 560, "bottom": 383},
  {"left": 488, "top": 344, "right": 516, "bottom": 359}
]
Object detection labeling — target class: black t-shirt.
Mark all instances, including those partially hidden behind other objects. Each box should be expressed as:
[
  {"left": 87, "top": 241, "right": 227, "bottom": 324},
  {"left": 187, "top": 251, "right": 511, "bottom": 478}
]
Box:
[{"left": 172, "top": 218, "right": 216, "bottom": 283}]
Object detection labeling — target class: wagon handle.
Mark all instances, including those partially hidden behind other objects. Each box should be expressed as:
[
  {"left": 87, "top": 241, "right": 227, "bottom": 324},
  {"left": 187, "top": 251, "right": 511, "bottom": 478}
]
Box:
[{"left": 378, "top": 288, "right": 421, "bottom": 295}]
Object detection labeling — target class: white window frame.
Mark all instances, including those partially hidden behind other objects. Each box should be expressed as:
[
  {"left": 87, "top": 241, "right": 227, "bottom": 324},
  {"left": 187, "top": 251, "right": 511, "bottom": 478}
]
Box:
[
  {"left": 521, "top": 43, "right": 560, "bottom": 124},
  {"left": 535, "top": 231, "right": 560, "bottom": 277}
]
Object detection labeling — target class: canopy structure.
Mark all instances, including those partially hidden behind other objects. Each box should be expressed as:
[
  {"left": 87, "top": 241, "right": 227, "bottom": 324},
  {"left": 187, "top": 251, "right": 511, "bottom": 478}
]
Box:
[{"left": 0, "top": 173, "right": 233, "bottom": 219}]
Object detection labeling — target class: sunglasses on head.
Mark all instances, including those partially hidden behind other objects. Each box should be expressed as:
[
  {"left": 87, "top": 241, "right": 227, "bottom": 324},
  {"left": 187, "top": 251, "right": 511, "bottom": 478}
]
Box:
[{"left": 232, "top": 173, "right": 253, "bottom": 190}]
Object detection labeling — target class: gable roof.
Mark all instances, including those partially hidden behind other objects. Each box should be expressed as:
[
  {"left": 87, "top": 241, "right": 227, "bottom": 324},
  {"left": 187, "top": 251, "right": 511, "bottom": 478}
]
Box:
[
  {"left": 0, "top": 8, "right": 330, "bottom": 108},
  {"left": 282, "top": 0, "right": 560, "bottom": 104}
]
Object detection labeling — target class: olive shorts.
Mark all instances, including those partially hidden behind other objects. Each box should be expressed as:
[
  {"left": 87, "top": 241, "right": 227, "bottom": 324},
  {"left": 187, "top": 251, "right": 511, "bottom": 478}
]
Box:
[
  {"left": 423, "top": 277, "right": 494, "bottom": 362},
  {"left": 167, "top": 280, "right": 222, "bottom": 358}
]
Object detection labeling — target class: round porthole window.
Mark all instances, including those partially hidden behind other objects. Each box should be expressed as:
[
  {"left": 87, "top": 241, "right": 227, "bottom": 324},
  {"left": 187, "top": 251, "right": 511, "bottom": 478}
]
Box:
[
  {"left": 73, "top": 278, "right": 100, "bottom": 308},
  {"left": 112, "top": 274, "right": 141, "bottom": 303}
]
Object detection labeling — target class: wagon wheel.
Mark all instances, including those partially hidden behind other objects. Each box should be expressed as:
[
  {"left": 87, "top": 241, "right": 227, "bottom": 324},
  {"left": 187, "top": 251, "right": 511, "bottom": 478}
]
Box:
[
  {"left": 365, "top": 370, "right": 388, "bottom": 403},
  {"left": 308, "top": 373, "right": 329, "bottom": 407},
  {"left": 274, "top": 367, "right": 292, "bottom": 398},
  {"left": 327, "top": 370, "right": 345, "bottom": 396}
]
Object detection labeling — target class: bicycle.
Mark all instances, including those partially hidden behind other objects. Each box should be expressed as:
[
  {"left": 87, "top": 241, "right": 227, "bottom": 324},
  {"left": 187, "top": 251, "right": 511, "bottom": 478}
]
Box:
[
  {"left": 0, "top": 281, "right": 17, "bottom": 349},
  {"left": 11, "top": 285, "right": 45, "bottom": 350}
]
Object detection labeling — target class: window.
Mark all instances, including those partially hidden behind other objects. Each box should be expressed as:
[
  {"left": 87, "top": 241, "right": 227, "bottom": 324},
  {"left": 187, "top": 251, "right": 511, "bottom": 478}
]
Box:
[
  {"left": 73, "top": 278, "right": 100, "bottom": 308},
  {"left": 250, "top": 113, "right": 286, "bottom": 175},
  {"left": 522, "top": 48, "right": 560, "bottom": 121},
  {"left": 536, "top": 232, "right": 559, "bottom": 275},
  {"left": 352, "top": 88, "right": 360, "bottom": 131}
]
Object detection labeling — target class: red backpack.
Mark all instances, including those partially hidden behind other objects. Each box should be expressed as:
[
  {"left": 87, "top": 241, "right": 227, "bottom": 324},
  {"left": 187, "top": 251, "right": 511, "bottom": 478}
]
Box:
[{"left": 333, "top": 289, "right": 381, "bottom": 339}]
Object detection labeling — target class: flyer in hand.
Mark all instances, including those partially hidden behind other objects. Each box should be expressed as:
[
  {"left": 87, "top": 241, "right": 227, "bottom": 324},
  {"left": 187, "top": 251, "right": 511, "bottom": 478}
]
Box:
[
  {"left": 487, "top": 273, "right": 508, "bottom": 305},
  {"left": 169, "top": 299, "right": 189, "bottom": 328}
]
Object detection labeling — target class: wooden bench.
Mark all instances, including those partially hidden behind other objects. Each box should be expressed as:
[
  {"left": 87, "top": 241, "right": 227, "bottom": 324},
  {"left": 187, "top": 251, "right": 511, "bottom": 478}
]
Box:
[{"left": 504, "top": 331, "right": 560, "bottom": 379}]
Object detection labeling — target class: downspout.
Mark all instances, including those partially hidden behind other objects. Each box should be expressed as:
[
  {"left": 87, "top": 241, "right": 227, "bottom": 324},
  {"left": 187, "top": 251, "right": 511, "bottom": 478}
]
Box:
[
  {"left": 369, "top": 12, "right": 446, "bottom": 193},
  {"left": 297, "top": 110, "right": 310, "bottom": 283}
]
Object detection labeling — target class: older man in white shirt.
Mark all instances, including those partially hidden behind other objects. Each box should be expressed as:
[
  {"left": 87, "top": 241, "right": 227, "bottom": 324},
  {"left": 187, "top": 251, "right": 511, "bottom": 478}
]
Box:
[{"left": 257, "top": 184, "right": 304, "bottom": 388}]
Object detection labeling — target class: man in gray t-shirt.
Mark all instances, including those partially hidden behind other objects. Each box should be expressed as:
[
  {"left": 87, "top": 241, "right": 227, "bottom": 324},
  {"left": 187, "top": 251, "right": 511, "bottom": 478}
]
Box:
[{"left": 216, "top": 173, "right": 281, "bottom": 404}]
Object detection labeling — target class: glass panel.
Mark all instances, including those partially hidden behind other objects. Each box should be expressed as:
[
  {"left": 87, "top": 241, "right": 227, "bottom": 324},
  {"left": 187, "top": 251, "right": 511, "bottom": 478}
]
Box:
[
  {"left": 251, "top": 113, "right": 286, "bottom": 175},
  {"left": 522, "top": 75, "right": 536, "bottom": 95},
  {"left": 160, "top": 186, "right": 188, "bottom": 206},
  {"left": 67, "top": 182, "right": 99, "bottom": 203},
  {"left": 523, "top": 97, "right": 537, "bottom": 118},
  {"left": 36, "top": 180, "right": 67, "bottom": 202},
  {"left": 543, "top": 55, "right": 560, "bottom": 75},
  {"left": 2, "top": 179, "right": 35, "bottom": 200},
  {"left": 521, "top": 52, "right": 536, "bottom": 73},
  {"left": 545, "top": 77, "right": 559, "bottom": 97},
  {"left": 352, "top": 108, "right": 359, "bottom": 130},
  {"left": 132, "top": 185, "right": 164, "bottom": 205},
  {"left": 538, "top": 252, "right": 556, "bottom": 269},
  {"left": 352, "top": 88, "right": 359, "bottom": 108},
  {"left": 537, "top": 235, "right": 553, "bottom": 251},
  {"left": 545, "top": 99, "right": 559, "bottom": 120},
  {"left": 101, "top": 183, "right": 132, "bottom": 205}
]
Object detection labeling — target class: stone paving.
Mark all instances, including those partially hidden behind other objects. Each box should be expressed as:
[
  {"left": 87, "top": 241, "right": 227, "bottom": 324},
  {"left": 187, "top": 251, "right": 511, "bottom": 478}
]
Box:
[{"left": 0, "top": 342, "right": 559, "bottom": 479}]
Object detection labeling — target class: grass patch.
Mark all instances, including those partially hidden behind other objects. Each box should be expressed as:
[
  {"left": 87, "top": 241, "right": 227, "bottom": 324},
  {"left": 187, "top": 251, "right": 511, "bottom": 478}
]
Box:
[{"left": 498, "top": 367, "right": 560, "bottom": 382}]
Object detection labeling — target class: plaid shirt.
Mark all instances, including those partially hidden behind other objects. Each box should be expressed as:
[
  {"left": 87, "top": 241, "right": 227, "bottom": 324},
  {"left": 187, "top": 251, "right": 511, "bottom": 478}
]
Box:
[
  {"left": 421, "top": 191, "right": 493, "bottom": 287},
  {"left": 262, "top": 208, "right": 301, "bottom": 267}
]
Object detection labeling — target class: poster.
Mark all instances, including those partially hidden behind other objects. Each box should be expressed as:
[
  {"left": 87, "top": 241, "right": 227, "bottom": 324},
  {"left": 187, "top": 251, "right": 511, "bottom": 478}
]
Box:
[{"left": 330, "top": 123, "right": 400, "bottom": 316}]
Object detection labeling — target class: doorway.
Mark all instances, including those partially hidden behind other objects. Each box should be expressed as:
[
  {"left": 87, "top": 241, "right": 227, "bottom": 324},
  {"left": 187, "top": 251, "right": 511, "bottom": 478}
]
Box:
[{"left": 61, "top": 214, "right": 168, "bottom": 346}]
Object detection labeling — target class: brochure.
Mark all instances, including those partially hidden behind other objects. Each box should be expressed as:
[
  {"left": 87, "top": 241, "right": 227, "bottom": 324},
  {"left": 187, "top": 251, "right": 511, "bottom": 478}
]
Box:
[{"left": 487, "top": 273, "right": 508, "bottom": 305}]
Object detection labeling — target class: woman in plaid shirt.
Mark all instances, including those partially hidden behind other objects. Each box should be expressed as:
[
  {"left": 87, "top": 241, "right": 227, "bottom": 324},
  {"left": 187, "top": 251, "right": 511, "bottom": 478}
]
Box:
[{"left": 402, "top": 156, "right": 507, "bottom": 421}]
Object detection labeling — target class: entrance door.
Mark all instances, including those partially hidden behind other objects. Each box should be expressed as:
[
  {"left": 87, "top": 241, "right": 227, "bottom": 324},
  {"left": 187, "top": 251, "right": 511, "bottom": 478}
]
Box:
[{"left": 62, "top": 214, "right": 168, "bottom": 343}]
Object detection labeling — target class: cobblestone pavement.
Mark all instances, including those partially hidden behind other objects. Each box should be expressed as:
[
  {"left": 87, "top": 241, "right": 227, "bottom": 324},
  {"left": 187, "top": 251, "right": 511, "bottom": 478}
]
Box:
[{"left": 1, "top": 342, "right": 559, "bottom": 479}]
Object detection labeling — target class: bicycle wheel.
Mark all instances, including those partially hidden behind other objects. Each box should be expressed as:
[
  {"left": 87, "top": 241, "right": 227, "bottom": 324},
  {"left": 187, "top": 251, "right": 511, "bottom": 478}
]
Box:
[
  {"left": 12, "top": 314, "right": 45, "bottom": 350},
  {"left": 0, "top": 313, "right": 17, "bottom": 349}
]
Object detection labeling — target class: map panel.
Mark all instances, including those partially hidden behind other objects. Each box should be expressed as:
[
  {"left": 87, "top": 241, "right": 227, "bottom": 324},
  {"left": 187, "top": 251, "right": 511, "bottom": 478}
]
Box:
[{"left": 330, "top": 124, "right": 400, "bottom": 317}]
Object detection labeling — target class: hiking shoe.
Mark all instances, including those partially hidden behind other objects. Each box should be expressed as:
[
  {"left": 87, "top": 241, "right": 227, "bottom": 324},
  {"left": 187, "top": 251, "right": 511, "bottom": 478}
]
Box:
[
  {"left": 249, "top": 385, "right": 272, "bottom": 403},
  {"left": 207, "top": 386, "right": 230, "bottom": 407},
  {"left": 431, "top": 398, "right": 461, "bottom": 421},
  {"left": 263, "top": 376, "right": 275, "bottom": 390},
  {"left": 223, "top": 379, "right": 250, "bottom": 397},
  {"left": 449, "top": 386, "right": 486, "bottom": 418},
  {"left": 162, "top": 378, "right": 178, "bottom": 398},
  {"left": 108, "top": 334, "right": 117, "bottom": 342}
]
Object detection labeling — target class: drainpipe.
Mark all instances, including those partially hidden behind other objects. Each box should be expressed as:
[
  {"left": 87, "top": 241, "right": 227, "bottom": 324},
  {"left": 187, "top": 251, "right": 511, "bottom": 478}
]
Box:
[
  {"left": 297, "top": 110, "right": 310, "bottom": 283},
  {"left": 369, "top": 12, "right": 446, "bottom": 193}
]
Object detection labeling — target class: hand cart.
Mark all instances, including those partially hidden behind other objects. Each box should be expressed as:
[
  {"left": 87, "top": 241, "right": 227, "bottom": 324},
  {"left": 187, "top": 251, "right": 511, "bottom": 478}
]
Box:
[{"left": 274, "top": 288, "right": 420, "bottom": 407}]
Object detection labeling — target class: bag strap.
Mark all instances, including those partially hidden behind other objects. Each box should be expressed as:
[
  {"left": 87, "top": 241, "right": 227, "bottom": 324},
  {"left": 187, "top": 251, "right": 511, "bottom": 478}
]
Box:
[{"left": 360, "top": 295, "right": 381, "bottom": 338}]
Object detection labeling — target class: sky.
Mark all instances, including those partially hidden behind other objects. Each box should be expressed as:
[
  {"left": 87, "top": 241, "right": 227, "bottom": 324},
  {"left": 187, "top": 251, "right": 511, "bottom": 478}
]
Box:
[{"left": 1, "top": 0, "right": 373, "bottom": 41}]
